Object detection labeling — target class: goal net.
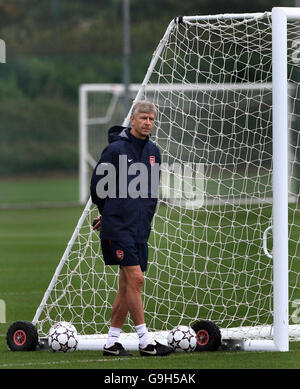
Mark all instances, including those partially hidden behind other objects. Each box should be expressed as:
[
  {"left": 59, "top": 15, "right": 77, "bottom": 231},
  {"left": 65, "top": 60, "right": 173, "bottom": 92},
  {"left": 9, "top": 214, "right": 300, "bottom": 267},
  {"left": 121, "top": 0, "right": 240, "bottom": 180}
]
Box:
[{"left": 34, "top": 9, "right": 300, "bottom": 351}]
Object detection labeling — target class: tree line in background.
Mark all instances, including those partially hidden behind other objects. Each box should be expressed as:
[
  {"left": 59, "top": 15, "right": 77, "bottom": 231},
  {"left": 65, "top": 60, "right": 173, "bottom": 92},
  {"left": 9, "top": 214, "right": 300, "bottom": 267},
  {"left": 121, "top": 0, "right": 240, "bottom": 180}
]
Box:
[{"left": 0, "top": 0, "right": 293, "bottom": 175}]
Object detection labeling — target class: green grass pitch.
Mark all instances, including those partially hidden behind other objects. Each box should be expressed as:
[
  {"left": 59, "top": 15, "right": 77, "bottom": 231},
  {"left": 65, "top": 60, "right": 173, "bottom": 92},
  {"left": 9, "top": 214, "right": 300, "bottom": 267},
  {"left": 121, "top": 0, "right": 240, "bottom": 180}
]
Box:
[{"left": 1, "top": 177, "right": 300, "bottom": 369}]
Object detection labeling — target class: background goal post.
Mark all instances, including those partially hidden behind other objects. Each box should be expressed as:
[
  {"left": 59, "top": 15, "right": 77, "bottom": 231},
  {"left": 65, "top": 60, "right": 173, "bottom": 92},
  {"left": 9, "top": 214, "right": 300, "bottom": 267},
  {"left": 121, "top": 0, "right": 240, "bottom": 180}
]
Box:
[{"left": 34, "top": 8, "right": 300, "bottom": 352}]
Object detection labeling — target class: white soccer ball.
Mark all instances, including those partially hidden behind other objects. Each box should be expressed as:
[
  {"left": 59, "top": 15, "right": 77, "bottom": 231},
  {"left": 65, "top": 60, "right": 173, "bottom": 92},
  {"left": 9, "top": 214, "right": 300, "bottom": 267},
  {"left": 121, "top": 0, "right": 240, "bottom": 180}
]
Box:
[
  {"left": 48, "top": 322, "right": 78, "bottom": 352},
  {"left": 167, "top": 325, "right": 197, "bottom": 352}
]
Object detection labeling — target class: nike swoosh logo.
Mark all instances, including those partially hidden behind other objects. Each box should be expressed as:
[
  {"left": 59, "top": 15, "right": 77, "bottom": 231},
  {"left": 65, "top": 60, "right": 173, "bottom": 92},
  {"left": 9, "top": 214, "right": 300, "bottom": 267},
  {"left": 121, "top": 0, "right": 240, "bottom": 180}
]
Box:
[
  {"left": 104, "top": 349, "right": 120, "bottom": 355},
  {"left": 141, "top": 348, "right": 157, "bottom": 355},
  {"left": 128, "top": 159, "right": 133, "bottom": 162}
]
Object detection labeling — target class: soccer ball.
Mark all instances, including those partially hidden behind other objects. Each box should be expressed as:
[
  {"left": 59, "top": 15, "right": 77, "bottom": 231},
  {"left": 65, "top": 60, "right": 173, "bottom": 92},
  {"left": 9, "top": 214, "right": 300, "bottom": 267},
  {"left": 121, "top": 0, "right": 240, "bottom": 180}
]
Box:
[
  {"left": 48, "top": 321, "right": 78, "bottom": 352},
  {"left": 167, "top": 325, "right": 197, "bottom": 352}
]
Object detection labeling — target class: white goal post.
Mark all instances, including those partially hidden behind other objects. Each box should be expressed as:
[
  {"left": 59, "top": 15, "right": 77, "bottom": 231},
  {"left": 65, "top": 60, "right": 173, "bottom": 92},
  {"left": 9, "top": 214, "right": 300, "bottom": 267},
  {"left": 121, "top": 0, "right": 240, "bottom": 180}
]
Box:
[{"left": 33, "top": 8, "right": 300, "bottom": 352}]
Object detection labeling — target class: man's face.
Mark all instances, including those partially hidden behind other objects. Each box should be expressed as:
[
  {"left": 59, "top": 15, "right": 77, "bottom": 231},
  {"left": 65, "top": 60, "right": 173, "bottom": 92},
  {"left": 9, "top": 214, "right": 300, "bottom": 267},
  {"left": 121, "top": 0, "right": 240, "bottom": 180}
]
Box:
[{"left": 130, "top": 112, "right": 155, "bottom": 139}]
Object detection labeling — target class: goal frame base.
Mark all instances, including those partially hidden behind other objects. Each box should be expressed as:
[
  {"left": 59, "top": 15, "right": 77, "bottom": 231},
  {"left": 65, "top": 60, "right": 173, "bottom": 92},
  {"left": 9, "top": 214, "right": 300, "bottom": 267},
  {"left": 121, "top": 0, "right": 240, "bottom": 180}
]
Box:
[
  {"left": 38, "top": 324, "right": 300, "bottom": 352},
  {"left": 36, "top": 336, "right": 285, "bottom": 353}
]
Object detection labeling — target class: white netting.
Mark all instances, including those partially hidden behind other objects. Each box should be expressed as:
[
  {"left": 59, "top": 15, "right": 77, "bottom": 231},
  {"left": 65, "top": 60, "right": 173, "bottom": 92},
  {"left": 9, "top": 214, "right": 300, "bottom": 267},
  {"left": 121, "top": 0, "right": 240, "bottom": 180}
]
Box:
[{"left": 35, "top": 13, "right": 300, "bottom": 342}]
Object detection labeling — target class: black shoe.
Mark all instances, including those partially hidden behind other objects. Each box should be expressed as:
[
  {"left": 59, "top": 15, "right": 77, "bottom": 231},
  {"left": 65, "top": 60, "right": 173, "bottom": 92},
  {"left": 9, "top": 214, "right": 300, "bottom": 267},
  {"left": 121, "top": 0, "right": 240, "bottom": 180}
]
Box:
[
  {"left": 139, "top": 341, "right": 174, "bottom": 356},
  {"left": 103, "top": 342, "right": 133, "bottom": 356}
]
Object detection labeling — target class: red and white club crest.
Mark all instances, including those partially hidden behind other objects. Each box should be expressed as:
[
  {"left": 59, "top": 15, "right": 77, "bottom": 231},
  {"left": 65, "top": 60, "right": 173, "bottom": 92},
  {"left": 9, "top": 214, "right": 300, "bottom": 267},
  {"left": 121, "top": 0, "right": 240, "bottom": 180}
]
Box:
[
  {"left": 116, "top": 250, "right": 124, "bottom": 261},
  {"left": 150, "top": 156, "right": 155, "bottom": 166}
]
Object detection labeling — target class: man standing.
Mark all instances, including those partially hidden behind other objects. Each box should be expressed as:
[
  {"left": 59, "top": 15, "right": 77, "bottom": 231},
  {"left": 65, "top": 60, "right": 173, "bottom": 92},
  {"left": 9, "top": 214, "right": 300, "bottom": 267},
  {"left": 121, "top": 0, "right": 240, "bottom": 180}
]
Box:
[{"left": 90, "top": 101, "right": 173, "bottom": 357}]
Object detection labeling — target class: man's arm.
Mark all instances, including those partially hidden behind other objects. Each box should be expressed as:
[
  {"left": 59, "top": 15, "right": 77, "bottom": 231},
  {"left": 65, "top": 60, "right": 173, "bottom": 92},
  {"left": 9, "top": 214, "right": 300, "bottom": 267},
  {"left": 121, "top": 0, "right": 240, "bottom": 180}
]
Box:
[{"left": 90, "top": 145, "right": 117, "bottom": 213}]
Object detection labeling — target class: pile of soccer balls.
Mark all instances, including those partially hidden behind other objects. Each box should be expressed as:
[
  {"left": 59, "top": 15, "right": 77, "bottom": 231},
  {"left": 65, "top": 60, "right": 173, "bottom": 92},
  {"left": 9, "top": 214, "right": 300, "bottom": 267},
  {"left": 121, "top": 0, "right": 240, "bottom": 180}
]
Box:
[
  {"left": 167, "top": 325, "right": 197, "bottom": 352},
  {"left": 48, "top": 321, "right": 78, "bottom": 352}
]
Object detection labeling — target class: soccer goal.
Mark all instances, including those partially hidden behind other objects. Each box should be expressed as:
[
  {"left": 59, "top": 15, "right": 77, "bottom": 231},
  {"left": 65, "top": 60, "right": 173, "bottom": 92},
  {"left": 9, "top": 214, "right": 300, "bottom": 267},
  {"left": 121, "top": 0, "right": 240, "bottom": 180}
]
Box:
[{"left": 18, "top": 7, "right": 300, "bottom": 352}]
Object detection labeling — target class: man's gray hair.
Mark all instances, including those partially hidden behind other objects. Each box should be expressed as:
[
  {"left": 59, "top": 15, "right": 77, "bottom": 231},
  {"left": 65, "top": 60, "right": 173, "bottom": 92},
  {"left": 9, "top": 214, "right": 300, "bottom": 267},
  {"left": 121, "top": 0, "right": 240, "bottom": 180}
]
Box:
[{"left": 131, "top": 100, "right": 157, "bottom": 118}]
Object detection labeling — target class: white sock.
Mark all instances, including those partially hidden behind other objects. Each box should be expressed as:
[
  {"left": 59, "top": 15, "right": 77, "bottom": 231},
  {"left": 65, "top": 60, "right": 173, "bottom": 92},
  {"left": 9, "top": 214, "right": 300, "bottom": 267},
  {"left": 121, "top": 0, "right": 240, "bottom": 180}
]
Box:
[
  {"left": 105, "top": 326, "right": 121, "bottom": 348},
  {"left": 135, "top": 323, "right": 150, "bottom": 349}
]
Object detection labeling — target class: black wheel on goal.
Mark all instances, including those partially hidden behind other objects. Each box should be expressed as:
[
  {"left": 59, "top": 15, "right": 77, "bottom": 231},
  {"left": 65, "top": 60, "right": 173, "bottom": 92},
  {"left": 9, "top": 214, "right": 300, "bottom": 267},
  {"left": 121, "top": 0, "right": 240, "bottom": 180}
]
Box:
[
  {"left": 6, "top": 321, "right": 39, "bottom": 351},
  {"left": 192, "top": 320, "right": 221, "bottom": 352}
]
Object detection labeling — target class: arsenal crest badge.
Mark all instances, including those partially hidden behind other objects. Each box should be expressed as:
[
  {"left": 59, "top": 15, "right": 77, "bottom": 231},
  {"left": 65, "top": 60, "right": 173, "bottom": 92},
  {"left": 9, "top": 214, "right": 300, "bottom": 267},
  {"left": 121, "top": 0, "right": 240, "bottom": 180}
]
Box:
[
  {"left": 150, "top": 155, "right": 155, "bottom": 166},
  {"left": 116, "top": 250, "right": 124, "bottom": 261}
]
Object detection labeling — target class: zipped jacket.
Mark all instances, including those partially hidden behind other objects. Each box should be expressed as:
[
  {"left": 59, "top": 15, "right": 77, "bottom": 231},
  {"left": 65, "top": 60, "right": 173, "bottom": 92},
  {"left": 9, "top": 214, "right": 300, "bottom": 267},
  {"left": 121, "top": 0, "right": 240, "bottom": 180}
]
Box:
[{"left": 90, "top": 126, "right": 161, "bottom": 243}]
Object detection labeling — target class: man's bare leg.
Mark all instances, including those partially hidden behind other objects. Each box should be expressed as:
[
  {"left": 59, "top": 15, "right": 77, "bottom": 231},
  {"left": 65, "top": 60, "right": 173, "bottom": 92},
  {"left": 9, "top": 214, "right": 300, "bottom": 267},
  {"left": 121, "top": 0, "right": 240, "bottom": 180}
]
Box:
[
  {"left": 105, "top": 265, "right": 145, "bottom": 348},
  {"left": 110, "top": 267, "right": 129, "bottom": 328},
  {"left": 121, "top": 265, "right": 145, "bottom": 326},
  {"left": 107, "top": 265, "right": 145, "bottom": 344},
  {"left": 120, "top": 265, "right": 153, "bottom": 349},
  {"left": 105, "top": 265, "right": 173, "bottom": 356},
  {"left": 104, "top": 268, "right": 132, "bottom": 354}
]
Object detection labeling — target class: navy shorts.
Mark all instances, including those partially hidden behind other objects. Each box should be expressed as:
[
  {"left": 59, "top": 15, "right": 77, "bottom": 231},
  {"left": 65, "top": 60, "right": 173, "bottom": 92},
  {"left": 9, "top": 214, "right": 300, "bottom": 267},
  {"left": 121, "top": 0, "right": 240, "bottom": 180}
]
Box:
[{"left": 100, "top": 239, "right": 149, "bottom": 272}]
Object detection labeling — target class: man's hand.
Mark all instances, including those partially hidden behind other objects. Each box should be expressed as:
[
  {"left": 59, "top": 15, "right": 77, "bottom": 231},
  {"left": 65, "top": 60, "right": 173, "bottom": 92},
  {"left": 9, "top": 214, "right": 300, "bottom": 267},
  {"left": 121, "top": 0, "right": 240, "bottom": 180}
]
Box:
[{"left": 92, "top": 217, "right": 101, "bottom": 231}]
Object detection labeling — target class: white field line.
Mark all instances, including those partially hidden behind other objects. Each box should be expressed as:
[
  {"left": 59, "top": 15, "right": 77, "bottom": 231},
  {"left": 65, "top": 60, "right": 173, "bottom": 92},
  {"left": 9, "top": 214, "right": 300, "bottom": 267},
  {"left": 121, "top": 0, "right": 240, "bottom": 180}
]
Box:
[
  {"left": 0, "top": 351, "right": 200, "bottom": 369},
  {"left": 0, "top": 291, "right": 42, "bottom": 296},
  {"left": 0, "top": 356, "right": 147, "bottom": 369}
]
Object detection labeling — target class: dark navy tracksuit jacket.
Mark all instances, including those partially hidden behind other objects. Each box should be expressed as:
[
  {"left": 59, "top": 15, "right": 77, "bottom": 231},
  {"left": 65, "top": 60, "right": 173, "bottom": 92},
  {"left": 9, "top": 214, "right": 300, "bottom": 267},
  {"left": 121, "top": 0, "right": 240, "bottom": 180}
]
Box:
[{"left": 90, "top": 126, "right": 161, "bottom": 244}]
